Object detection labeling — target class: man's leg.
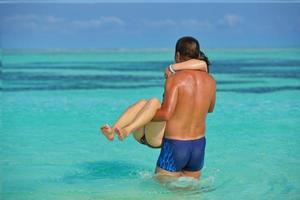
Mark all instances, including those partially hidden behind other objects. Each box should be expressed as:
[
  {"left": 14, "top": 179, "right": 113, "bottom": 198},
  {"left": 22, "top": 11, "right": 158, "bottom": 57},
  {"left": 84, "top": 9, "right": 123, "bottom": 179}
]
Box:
[
  {"left": 155, "top": 166, "right": 181, "bottom": 178},
  {"left": 156, "top": 168, "right": 201, "bottom": 180},
  {"left": 116, "top": 98, "right": 161, "bottom": 140},
  {"left": 154, "top": 166, "right": 181, "bottom": 184},
  {"left": 181, "top": 170, "right": 201, "bottom": 179},
  {"left": 100, "top": 99, "right": 147, "bottom": 140}
]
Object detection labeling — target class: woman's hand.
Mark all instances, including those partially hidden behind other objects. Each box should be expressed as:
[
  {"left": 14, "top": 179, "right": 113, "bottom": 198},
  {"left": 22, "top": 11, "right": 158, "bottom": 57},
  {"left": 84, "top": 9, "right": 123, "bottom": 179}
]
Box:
[{"left": 164, "top": 67, "right": 172, "bottom": 79}]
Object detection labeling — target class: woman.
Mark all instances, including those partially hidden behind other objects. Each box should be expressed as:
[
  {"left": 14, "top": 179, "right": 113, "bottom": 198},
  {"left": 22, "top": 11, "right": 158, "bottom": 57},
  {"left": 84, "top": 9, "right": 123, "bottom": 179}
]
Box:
[{"left": 100, "top": 58, "right": 209, "bottom": 148}]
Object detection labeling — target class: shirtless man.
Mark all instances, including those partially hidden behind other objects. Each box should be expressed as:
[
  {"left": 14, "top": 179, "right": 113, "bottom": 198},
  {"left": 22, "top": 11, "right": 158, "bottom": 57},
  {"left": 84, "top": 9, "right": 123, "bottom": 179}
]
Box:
[{"left": 153, "top": 36, "right": 216, "bottom": 179}]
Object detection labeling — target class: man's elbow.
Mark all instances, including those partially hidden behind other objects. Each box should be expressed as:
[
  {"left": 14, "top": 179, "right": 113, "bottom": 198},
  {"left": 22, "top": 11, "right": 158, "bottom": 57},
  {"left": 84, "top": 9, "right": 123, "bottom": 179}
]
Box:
[
  {"left": 208, "top": 102, "right": 215, "bottom": 113},
  {"left": 208, "top": 107, "right": 214, "bottom": 113},
  {"left": 161, "top": 111, "right": 172, "bottom": 121},
  {"left": 152, "top": 110, "right": 171, "bottom": 121}
]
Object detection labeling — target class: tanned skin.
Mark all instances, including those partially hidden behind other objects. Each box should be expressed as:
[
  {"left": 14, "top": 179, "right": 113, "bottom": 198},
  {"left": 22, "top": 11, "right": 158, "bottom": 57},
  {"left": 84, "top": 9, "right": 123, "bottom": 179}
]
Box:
[{"left": 152, "top": 55, "right": 216, "bottom": 179}]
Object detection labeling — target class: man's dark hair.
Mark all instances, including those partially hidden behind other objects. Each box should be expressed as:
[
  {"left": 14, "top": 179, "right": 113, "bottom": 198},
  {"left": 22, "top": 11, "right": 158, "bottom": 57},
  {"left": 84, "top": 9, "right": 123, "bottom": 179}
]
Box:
[
  {"left": 175, "top": 36, "right": 200, "bottom": 60},
  {"left": 175, "top": 36, "right": 210, "bottom": 72}
]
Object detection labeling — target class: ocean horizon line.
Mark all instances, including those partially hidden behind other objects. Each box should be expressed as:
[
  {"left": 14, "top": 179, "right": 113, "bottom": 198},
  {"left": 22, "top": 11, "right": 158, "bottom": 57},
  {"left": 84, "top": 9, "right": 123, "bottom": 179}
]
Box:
[{"left": 2, "top": 47, "right": 300, "bottom": 53}]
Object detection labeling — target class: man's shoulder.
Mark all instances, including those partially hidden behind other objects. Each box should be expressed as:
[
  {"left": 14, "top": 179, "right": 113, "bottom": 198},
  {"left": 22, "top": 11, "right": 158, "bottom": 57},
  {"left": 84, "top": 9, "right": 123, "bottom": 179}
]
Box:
[
  {"left": 202, "top": 73, "right": 216, "bottom": 87},
  {"left": 168, "top": 71, "right": 190, "bottom": 83},
  {"left": 177, "top": 71, "right": 216, "bottom": 86},
  {"left": 205, "top": 73, "right": 216, "bottom": 82},
  {"left": 172, "top": 70, "right": 193, "bottom": 79},
  {"left": 168, "top": 70, "right": 215, "bottom": 84},
  {"left": 175, "top": 70, "right": 213, "bottom": 79}
]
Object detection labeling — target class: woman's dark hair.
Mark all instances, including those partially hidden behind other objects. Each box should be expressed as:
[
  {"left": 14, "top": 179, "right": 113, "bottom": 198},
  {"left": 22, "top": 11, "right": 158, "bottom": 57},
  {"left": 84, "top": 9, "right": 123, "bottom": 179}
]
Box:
[
  {"left": 175, "top": 36, "right": 211, "bottom": 73},
  {"left": 199, "top": 50, "right": 210, "bottom": 73}
]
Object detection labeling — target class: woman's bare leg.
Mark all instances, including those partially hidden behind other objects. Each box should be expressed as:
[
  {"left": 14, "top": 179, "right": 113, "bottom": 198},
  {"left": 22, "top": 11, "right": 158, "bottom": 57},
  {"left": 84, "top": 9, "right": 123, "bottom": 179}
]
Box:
[
  {"left": 116, "top": 98, "right": 161, "bottom": 141},
  {"left": 100, "top": 99, "right": 147, "bottom": 140},
  {"left": 111, "top": 99, "right": 148, "bottom": 130}
]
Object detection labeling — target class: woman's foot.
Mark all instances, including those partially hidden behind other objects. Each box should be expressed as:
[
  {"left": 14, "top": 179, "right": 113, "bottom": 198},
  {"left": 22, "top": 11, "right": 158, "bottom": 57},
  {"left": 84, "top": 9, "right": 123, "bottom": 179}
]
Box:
[
  {"left": 100, "top": 124, "right": 114, "bottom": 141},
  {"left": 115, "top": 127, "right": 130, "bottom": 141}
]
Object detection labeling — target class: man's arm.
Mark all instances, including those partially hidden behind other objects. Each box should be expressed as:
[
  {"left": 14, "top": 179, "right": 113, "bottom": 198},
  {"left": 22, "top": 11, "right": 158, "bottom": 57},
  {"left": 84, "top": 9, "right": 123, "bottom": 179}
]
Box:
[
  {"left": 208, "top": 80, "right": 216, "bottom": 113},
  {"left": 152, "top": 77, "right": 178, "bottom": 121}
]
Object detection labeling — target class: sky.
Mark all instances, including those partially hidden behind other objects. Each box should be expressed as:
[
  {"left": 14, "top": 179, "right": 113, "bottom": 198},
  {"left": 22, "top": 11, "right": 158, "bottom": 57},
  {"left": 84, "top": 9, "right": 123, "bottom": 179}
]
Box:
[{"left": 0, "top": 1, "right": 300, "bottom": 49}]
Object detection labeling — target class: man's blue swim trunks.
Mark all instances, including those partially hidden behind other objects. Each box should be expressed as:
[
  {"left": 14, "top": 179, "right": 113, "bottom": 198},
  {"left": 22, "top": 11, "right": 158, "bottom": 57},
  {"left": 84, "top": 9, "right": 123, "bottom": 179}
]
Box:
[{"left": 157, "top": 137, "right": 206, "bottom": 172}]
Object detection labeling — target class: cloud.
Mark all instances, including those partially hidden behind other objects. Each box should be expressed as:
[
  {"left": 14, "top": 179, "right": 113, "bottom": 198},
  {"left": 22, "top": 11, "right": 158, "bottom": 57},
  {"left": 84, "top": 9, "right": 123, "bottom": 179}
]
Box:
[
  {"left": 2, "top": 14, "right": 64, "bottom": 24},
  {"left": 219, "top": 14, "right": 243, "bottom": 28},
  {"left": 70, "top": 16, "right": 125, "bottom": 30},
  {"left": 3, "top": 14, "right": 38, "bottom": 22},
  {"left": 1, "top": 14, "right": 125, "bottom": 33},
  {"left": 143, "top": 15, "right": 243, "bottom": 31},
  {"left": 180, "top": 19, "right": 212, "bottom": 29},
  {"left": 1, "top": 14, "right": 66, "bottom": 32},
  {"left": 146, "top": 19, "right": 177, "bottom": 27},
  {"left": 144, "top": 18, "right": 212, "bottom": 30}
]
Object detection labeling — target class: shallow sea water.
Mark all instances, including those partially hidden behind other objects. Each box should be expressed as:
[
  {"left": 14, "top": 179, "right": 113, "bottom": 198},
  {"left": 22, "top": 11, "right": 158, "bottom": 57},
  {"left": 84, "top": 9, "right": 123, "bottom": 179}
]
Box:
[{"left": 1, "top": 49, "right": 300, "bottom": 199}]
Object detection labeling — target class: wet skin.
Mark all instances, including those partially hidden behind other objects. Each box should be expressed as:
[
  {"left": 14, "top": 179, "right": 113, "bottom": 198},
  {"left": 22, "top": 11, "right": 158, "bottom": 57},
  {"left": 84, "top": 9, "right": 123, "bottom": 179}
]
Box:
[{"left": 152, "top": 70, "right": 216, "bottom": 140}]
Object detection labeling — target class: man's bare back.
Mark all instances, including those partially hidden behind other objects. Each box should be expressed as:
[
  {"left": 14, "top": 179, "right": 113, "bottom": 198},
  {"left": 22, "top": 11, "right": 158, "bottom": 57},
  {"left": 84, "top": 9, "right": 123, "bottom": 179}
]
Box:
[{"left": 164, "top": 70, "right": 216, "bottom": 140}]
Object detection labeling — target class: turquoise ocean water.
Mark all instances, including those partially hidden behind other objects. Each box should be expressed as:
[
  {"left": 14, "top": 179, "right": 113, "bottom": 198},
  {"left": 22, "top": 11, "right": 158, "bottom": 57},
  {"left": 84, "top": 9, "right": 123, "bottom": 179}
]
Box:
[{"left": 1, "top": 48, "right": 300, "bottom": 199}]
